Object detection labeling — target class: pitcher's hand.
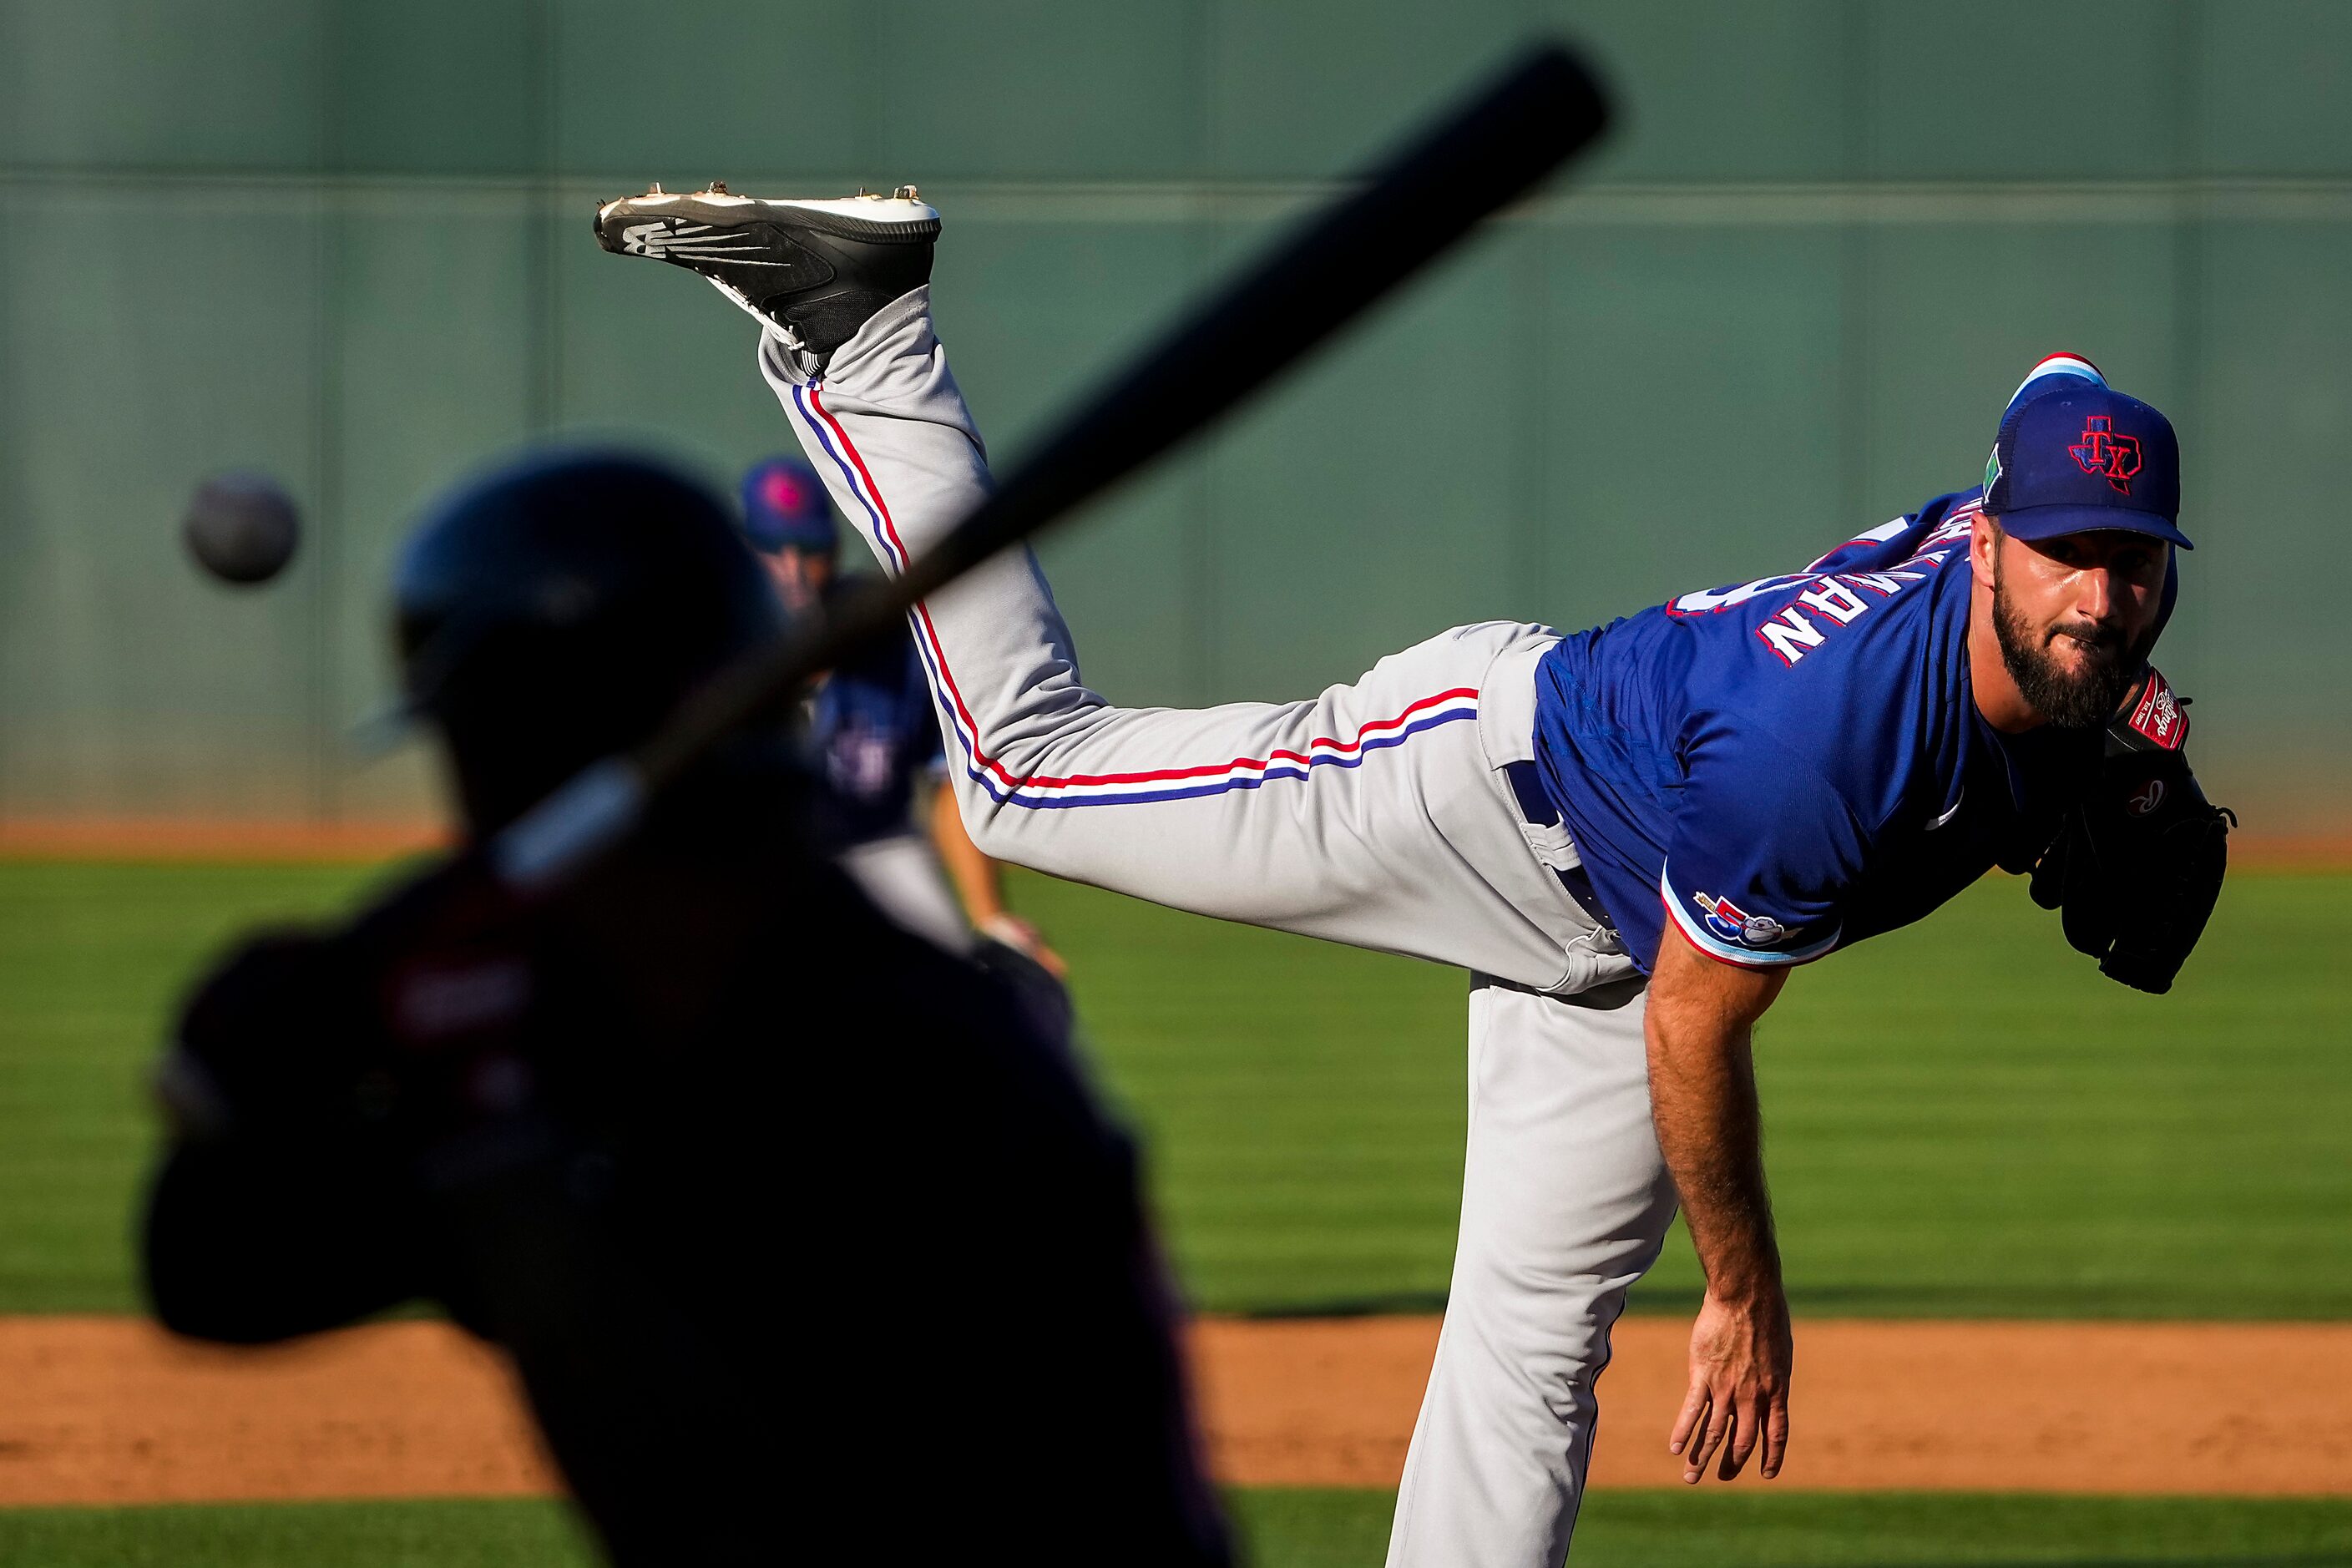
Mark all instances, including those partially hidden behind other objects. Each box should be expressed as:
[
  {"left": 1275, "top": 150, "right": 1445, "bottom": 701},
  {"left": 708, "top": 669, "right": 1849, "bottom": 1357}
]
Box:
[{"left": 1669, "top": 1284, "right": 1792, "bottom": 1483}]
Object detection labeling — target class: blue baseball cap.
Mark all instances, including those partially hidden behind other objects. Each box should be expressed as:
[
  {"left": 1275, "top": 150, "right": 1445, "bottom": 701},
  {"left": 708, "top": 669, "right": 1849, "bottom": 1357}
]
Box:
[
  {"left": 1983, "top": 353, "right": 2189, "bottom": 550},
  {"left": 739, "top": 455, "right": 837, "bottom": 555}
]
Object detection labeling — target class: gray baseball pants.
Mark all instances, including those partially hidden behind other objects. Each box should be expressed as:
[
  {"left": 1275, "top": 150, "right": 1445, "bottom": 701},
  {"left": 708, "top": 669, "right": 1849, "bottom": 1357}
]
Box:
[{"left": 765, "top": 288, "right": 1681, "bottom": 1567}]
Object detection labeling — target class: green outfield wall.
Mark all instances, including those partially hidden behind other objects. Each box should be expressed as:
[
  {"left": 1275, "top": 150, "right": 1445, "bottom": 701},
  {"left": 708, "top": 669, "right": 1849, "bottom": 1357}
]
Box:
[{"left": 2, "top": 1, "right": 2347, "bottom": 835}]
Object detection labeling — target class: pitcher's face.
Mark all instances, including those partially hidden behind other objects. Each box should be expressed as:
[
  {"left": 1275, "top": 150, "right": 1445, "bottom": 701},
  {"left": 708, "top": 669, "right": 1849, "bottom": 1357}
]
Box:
[{"left": 1987, "top": 524, "right": 2167, "bottom": 729}]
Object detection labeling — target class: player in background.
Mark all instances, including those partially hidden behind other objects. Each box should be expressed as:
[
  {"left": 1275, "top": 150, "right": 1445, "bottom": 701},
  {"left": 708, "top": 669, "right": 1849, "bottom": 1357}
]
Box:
[
  {"left": 599, "top": 188, "right": 2230, "bottom": 1567},
  {"left": 741, "top": 454, "right": 1064, "bottom": 975}
]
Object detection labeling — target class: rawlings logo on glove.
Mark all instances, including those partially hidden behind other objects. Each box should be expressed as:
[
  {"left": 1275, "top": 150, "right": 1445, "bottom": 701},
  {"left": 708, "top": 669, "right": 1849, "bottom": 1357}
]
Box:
[
  {"left": 2123, "top": 667, "right": 2187, "bottom": 751},
  {"left": 2030, "top": 667, "right": 2234, "bottom": 994}
]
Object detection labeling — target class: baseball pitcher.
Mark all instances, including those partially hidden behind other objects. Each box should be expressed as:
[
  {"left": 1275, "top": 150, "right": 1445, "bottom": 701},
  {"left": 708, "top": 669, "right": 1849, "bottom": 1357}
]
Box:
[{"left": 598, "top": 186, "right": 2230, "bottom": 1565}]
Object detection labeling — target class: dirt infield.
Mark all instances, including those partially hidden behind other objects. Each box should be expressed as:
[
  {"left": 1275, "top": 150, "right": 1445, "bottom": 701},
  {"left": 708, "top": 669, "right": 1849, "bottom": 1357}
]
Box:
[
  {"left": 1190, "top": 1316, "right": 2352, "bottom": 1495},
  {"left": 0, "top": 1318, "right": 554, "bottom": 1505},
  {"left": 3, "top": 1315, "right": 2348, "bottom": 1506}
]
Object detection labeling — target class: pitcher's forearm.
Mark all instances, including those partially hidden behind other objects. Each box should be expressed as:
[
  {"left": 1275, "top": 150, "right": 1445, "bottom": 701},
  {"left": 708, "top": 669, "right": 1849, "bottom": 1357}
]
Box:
[
  {"left": 1646, "top": 1014, "right": 1779, "bottom": 1294},
  {"left": 1644, "top": 929, "right": 1788, "bottom": 1295}
]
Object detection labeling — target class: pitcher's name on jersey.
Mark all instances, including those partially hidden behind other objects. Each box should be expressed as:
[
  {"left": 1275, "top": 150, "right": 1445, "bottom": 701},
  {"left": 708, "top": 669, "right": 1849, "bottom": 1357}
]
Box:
[{"left": 1663, "top": 505, "right": 1978, "bottom": 668}]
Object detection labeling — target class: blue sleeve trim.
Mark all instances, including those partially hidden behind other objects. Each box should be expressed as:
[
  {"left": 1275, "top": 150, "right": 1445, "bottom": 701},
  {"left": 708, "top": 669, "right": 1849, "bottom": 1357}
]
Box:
[{"left": 1659, "top": 868, "right": 1841, "bottom": 969}]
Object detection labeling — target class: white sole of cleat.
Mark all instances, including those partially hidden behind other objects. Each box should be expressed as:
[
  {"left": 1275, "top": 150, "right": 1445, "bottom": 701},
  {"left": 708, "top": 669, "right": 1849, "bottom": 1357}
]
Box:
[{"left": 594, "top": 190, "right": 939, "bottom": 235}]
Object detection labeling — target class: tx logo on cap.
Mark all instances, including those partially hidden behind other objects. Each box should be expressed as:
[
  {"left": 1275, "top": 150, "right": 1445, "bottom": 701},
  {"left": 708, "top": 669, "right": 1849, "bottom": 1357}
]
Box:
[{"left": 2069, "top": 415, "right": 2142, "bottom": 494}]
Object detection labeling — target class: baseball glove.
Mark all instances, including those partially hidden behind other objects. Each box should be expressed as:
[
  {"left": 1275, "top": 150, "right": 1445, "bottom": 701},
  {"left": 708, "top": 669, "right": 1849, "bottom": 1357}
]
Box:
[{"left": 2030, "top": 668, "right": 2234, "bottom": 994}]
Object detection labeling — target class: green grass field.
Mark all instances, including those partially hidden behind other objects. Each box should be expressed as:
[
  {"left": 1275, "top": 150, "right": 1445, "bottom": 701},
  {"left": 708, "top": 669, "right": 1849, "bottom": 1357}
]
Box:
[
  {"left": 6, "top": 1492, "right": 2352, "bottom": 1568},
  {"left": 2, "top": 859, "right": 2347, "bottom": 1566},
  {"left": 1044, "top": 866, "right": 2352, "bottom": 1320},
  {"left": 1, "top": 862, "right": 2347, "bottom": 1318}
]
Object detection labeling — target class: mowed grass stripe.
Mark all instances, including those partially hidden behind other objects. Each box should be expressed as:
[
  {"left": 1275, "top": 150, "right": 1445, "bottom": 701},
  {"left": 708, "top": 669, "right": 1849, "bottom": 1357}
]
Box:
[
  {"left": 0, "top": 1498, "right": 599, "bottom": 1568},
  {"left": 1242, "top": 1490, "right": 2352, "bottom": 1566},
  {"left": 8, "top": 1493, "right": 2352, "bottom": 1566},
  {"left": 0, "top": 862, "right": 2344, "bottom": 1318}
]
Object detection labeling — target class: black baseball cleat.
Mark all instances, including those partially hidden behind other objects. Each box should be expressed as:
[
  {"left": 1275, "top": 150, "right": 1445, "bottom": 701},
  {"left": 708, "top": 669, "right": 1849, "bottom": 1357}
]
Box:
[{"left": 594, "top": 183, "right": 939, "bottom": 368}]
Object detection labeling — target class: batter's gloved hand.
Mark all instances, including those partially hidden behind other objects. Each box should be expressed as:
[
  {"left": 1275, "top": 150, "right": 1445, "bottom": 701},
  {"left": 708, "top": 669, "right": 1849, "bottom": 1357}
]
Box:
[
  {"left": 156, "top": 932, "right": 354, "bottom": 1142},
  {"left": 2030, "top": 668, "right": 2233, "bottom": 994}
]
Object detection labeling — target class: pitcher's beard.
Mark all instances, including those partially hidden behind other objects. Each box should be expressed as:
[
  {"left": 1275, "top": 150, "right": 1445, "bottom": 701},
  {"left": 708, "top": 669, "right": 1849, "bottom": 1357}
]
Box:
[{"left": 1990, "top": 559, "right": 2152, "bottom": 730}]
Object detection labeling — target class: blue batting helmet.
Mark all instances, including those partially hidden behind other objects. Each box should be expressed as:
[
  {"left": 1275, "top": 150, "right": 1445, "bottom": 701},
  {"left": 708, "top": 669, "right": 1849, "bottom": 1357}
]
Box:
[{"left": 740, "top": 456, "right": 837, "bottom": 555}]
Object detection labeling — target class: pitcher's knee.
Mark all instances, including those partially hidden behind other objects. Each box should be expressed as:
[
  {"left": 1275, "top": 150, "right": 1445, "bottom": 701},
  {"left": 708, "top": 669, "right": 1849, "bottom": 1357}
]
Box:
[
  {"left": 948, "top": 784, "right": 1051, "bottom": 865},
  {"left": 1437, "top": 1269, "right": 1625, "bottom": 1400},
  {"left": 961, "top": 797, "right": 1022, "bottom": 861}
]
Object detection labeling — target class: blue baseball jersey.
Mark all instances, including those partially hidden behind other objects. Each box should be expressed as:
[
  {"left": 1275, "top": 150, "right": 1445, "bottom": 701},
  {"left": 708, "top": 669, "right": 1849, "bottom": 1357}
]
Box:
[
  {"left": 1532, "top": 488, "right": 2147, "bottom": 974},
  {"left": 806, "top": 579, "right": 947, "bottom": 847}
]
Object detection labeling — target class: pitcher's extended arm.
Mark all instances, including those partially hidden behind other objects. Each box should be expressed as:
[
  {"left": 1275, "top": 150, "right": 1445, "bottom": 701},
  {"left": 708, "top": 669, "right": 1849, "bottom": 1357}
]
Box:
[{"left": 1646, "top": 927, "right": 1792, "bottom": 1485}]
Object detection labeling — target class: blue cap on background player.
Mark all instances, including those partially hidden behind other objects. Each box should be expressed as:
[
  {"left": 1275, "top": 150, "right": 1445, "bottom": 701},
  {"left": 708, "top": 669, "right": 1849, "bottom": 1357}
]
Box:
[
  {"left": 1983, "top": 352, "right": 2191, "bottom": 550},
  {"left": 739, "top": 455, "right": 837, "bottom": 555}
]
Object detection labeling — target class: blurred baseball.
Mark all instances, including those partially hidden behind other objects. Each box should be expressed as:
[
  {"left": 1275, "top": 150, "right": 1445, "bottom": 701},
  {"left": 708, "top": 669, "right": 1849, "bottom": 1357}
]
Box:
[{"left": 182, "top": 472, "right": 301, "bottom": 585}]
